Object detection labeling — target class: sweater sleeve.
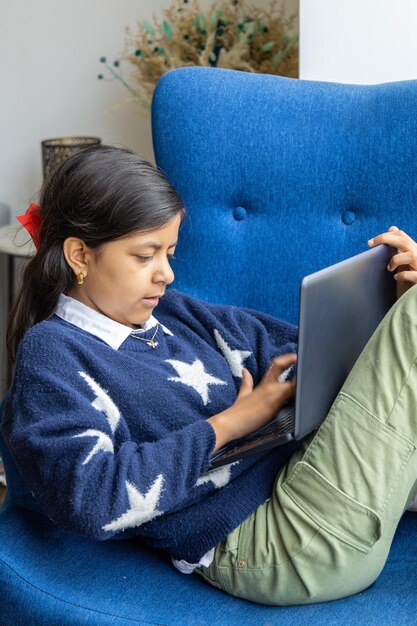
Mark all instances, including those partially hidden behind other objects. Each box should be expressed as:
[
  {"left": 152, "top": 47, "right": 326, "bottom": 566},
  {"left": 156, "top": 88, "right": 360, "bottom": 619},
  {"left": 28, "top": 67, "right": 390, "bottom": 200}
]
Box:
[{"left": 2, "top": 333, "right": 217, "bottom": 541}]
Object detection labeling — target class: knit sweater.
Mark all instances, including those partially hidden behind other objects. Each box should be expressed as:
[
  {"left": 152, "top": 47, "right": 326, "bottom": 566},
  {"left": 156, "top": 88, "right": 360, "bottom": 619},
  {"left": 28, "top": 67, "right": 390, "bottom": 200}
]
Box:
[{"left": 1, "top": 289, "right": 300, "bottom": 562}]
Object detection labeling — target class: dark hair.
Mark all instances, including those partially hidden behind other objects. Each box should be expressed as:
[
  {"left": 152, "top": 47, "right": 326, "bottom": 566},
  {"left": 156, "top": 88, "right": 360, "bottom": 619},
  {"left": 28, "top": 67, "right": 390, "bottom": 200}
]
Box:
[{"left": 6, "top": 145, "right": 185, "bottom": 384}]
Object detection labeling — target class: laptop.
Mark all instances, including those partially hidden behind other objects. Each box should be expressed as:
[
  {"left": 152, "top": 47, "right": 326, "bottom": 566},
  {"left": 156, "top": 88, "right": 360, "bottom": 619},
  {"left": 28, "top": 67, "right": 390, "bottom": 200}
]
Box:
[{"left": 210, "top": 244, "right": 397, "bottom": 468}]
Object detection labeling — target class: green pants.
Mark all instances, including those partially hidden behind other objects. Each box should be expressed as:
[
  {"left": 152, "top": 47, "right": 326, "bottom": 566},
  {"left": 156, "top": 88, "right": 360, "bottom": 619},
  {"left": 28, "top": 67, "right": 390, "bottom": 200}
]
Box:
[{"left": 198, "top": 284, "right": 417, "bottom": 605}]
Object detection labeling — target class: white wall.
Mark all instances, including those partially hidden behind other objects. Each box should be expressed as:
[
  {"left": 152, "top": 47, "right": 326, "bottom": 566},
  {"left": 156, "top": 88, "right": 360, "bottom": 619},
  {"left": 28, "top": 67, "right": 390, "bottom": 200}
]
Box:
[
  {"left": 0, "top": 0, "right": 298, "bottom": 392},
  {"left": 1, "top": 0, "right": 170, "bottom": 219},
  {"left": 1, "top": 0, "right": 298, "bottom": 219},
  {"left": 300, "top": 0, "right": 417, "bottom": 83}
]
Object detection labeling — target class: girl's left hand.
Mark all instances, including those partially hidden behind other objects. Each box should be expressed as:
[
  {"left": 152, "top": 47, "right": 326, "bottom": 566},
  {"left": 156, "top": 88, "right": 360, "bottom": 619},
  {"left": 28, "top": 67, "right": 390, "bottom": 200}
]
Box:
[{"left": 368, "top": 226, "right": 417, "bottom": 297}]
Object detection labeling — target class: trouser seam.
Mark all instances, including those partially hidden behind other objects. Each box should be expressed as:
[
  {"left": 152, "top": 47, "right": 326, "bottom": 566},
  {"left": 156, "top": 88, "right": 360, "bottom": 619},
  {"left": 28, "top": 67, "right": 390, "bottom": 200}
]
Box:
[
  {"left": 338, "top": 392, "right": 380, "bottom": 421},
  {"left": 300, "top": 394, "right": 344, "bottom": 466},
  {"left": 379, "top": 446, "right": 416, "bottom": 513},
  {"left": 300, "top": 392, "right": 415, "bottom": 517},
  {"left": 339, "top": 391, "right": 415, "bottom": 448},
  {"left": 386, "top": 357, "right": 417, "bottom": 425},
  {"left": 282, "top": 462, "right": 381, "bottom": 552},
  {"left": 214, "top": 527, "right": 322, "bottom": 573},
  {"left": 237, "top": 514, "right": 251, "bottom": 565},
  {"left": 217, "top": 566, "right": 231, "bottom": 592},
  {"left": 290, "top": 460, "right": 381, "bottom": 521}
]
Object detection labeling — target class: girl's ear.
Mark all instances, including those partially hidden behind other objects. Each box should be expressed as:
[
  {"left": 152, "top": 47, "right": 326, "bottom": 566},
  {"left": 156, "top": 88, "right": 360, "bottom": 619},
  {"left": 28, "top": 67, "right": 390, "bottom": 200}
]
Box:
[{"left": 63, "top": 237, "right": 89, "bottom": 276}]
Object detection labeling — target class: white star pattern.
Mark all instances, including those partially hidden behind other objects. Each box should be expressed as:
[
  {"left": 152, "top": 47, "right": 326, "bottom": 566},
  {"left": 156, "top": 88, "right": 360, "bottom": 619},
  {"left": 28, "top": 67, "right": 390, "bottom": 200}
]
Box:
[
  {"left": 213, "top": 330, "right": 252, "bottom": 378},
  {"left": 196, "top": 462, "right": 240, "bottom": 489},
  {"left": 74, "top": 372, "right": 122, "bottom": 465},
  {"left": 73, "top": 429, "right": 114, "bottom": 465},
  {"left": 73, "top": 373, "right": 166, "bottom": 533},
  {"left": 79, "top": 371, "right": 121, "bottom": 434},
  {"left": 166, "top": 358, "right": 227, "bottom": 406},
  {"left": 102, "top": 475, "right": 164, "bottom": 532}
]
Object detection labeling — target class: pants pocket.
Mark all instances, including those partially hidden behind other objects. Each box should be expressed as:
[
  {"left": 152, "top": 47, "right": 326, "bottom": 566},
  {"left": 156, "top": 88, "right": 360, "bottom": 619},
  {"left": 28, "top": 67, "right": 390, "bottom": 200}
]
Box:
[
  {"left": 292, "top": 393, "right": 415, "bottom": 516},
  {"left": 282, "top": 460, "right": 382, "bottom": 553}
]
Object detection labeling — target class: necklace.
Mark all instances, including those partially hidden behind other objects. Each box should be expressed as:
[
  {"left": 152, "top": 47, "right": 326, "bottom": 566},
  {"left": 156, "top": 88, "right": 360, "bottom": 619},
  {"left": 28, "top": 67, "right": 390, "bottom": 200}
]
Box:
[{"left": 130, "top": 324, "right": 159, "bottom": 349}]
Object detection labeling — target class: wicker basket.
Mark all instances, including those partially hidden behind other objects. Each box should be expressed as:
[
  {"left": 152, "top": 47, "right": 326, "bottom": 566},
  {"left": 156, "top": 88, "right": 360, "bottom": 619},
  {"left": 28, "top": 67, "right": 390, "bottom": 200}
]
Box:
[{"left": 41, "top": 136, "right": 101, "bottom": 180}]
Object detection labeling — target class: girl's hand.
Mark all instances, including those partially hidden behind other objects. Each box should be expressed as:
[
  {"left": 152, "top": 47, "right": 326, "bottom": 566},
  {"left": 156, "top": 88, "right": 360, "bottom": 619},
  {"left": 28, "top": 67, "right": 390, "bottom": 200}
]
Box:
[
  {"left": 208, "top": 353, "right": 297, "bottom": 452},
  {"left": 368, "top": 226, "right": 417, "bottom": 298}
]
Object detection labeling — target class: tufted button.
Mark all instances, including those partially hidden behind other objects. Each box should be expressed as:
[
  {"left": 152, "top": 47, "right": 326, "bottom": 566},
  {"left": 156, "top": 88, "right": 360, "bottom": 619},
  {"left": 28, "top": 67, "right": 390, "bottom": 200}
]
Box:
[
  {"left": 233, "top": 206, "right": 247, "bottom": 221},
  {"left": 342, "top": 210, "right": 356, "bottom": 225}
]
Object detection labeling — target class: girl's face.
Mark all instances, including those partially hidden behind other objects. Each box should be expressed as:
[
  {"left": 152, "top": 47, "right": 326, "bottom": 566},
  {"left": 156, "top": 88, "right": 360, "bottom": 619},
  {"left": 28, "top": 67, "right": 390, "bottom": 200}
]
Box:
[{"left": 68, "top": 215, "right": 181, "bottom": 328}]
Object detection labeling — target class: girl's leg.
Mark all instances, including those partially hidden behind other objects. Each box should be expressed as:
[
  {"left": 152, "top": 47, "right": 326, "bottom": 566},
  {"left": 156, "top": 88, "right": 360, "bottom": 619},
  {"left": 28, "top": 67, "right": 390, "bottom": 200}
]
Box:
[{"left": 198, "top": 285, "right": 417, "bottom": 605}]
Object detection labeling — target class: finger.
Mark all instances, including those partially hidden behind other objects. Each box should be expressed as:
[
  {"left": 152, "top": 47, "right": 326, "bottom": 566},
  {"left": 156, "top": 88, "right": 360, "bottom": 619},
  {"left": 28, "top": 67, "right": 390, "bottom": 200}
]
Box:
[
  {"left": 368, "top": 231, "right": 413, "bottom": 251},
  {"left": 267, "top": 353, "right": 297, "bottom": 379},
  {"left": 272, "top": 353, "right": 297, "bottom": 369},
  {"left": 236, "top": 368, "right": 254, "bottom": 399},
  {"left": 282, "top": 374, "right": 296, "bottom": 390},
  {"left": 277, "top": 364, "right": 296, "bottom": 383},
  {"left": 241, "top": 367, "right": 253, "bottom": 388},
  {"left": 368, "top": 232, "right": 393, "bottom": 247},
  {"left": 287, "top": 376, "right": 297, "bottom": 393},
  {"left": 279, "top": 376, "right": 297, "bottom": 402},
  {"left": 368, "top": 232, "right": 399, "bottom": 247},
  {"left": 387, "top": 252, "right": 416, "bottom": 271},
  {"left": 388, "top": 226, "right": 399, "bottom": 232},
  {"left": 393, "top": 270, "right": 417, "bottom": 284}
]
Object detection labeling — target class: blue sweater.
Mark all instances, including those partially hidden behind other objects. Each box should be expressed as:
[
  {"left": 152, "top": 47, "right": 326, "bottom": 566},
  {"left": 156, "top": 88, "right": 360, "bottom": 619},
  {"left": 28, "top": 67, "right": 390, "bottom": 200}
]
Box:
[{"left": 1, "top": 289, "right": 300, "bottom": 562}]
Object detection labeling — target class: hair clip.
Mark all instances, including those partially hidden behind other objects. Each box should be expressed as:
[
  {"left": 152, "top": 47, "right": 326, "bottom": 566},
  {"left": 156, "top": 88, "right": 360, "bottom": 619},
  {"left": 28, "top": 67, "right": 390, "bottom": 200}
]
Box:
[{"left": 16, "top": 203, "right": 41, "bottom": 251}]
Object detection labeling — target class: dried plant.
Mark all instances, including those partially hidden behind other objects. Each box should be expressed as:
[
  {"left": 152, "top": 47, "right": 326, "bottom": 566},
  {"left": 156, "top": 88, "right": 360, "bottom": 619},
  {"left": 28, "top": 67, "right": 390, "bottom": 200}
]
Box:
[{"left": 99, "top": 0, "right": 298, "bottom": 111}]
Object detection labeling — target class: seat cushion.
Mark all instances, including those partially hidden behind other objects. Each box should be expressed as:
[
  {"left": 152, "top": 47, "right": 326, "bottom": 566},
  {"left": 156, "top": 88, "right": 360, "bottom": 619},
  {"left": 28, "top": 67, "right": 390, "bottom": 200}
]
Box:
[{"left": 0, "top": 505, "right": 416, "bottom": 625}]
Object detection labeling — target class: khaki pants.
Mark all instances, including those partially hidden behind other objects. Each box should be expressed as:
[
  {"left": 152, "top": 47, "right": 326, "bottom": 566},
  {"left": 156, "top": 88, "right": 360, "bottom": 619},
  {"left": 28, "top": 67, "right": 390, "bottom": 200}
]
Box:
[{"left": 198, "top": 284, "right": 417, "bottom": 605}]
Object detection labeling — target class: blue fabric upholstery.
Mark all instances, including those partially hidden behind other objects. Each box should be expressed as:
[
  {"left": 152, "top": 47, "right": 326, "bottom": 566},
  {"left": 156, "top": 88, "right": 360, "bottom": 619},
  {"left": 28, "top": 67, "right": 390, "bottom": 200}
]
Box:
[
  {"left": 153, "top": 67, "right": 417, "bottom": 324},
  {"left": 2, "top": 66, "right": 417, "bottom": 624},
  {"left": 1, "top": 500, "right": 417, "bottom": 625}
]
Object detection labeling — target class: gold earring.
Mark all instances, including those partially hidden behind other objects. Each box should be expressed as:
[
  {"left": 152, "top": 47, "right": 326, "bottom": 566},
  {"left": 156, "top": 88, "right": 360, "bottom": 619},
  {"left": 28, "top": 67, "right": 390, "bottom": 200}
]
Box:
[{"left": 77, "top": 273, "right": 85, "bottom": 285}]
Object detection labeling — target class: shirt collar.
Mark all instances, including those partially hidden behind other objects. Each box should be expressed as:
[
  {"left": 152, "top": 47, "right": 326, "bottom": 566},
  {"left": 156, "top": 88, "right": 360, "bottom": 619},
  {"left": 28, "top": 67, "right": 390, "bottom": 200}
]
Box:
[{"left": 54, "top": 294, "right": 173, "bottom": 350}]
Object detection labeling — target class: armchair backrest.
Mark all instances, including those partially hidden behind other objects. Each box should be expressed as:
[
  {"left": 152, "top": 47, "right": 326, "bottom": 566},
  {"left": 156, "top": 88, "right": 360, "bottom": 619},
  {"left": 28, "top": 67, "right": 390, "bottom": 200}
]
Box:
[
  {"left": 152, "top": 67, "right": 417, "bottom": 324},
  {"left": 0, "top": 397, "right": 35, "bottom": 510}
]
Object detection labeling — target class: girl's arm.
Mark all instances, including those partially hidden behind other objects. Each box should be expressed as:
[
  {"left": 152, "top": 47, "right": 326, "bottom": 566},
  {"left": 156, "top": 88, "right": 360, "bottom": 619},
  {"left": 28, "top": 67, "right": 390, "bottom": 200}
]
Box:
[
  {"left": 208, "top": 353, "right": 296, "bottom": 451},
  {"left": 2, "top": 339, "right": 219, "bottom": 541},
  {"left": 156, "top": 291, "right": 299, "bottom": 451},
  {"left": 2, "top": 331, "right": 294, "bottom": 541}
]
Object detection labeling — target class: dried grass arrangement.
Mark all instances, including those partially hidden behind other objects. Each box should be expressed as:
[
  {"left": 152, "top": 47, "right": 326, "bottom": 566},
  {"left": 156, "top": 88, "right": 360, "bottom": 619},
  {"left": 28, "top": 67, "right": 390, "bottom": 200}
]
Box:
[{"left": 99, "top": 0, "right": 298, "bottom": 112}]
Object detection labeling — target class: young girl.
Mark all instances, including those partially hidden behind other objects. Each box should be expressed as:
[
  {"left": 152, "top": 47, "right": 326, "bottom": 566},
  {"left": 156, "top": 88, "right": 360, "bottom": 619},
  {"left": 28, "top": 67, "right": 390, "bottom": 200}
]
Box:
[{"left": 2, "top": 145, "right": 417, "bottom": 606}]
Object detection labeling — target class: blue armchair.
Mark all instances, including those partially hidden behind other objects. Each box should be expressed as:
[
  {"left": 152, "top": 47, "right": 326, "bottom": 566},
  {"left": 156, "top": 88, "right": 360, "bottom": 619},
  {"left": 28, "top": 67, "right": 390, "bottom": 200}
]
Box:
[{"left": 1, "top": 67, "right": 417, "bottom": 625}]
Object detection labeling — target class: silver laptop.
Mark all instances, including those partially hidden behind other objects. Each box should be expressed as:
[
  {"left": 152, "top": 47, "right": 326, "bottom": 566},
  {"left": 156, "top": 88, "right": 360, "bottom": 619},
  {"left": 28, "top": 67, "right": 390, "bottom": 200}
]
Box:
[{"left": 211, "top": 244, "right": 396, "bottom": 468}]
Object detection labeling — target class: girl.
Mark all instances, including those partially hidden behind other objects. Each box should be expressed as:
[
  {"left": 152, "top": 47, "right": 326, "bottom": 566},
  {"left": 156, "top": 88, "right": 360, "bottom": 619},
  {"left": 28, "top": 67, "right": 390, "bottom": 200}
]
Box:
[{"left": 2, "top": 145, "right": 417, "bottom": 606}]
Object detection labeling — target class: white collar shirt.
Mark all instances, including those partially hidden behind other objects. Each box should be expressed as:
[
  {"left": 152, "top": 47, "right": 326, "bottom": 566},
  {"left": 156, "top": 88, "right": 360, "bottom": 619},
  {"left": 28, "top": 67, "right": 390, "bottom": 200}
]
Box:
[{"left": 54, "top": 293, "right": 173, "bottom": 350}]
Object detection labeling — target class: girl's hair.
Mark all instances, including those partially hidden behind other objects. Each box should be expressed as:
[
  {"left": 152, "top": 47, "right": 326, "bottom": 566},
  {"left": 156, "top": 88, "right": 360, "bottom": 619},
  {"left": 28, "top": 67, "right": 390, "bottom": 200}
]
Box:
[{"left": 6, "top": 145, "right": 185, "bottom": 384}]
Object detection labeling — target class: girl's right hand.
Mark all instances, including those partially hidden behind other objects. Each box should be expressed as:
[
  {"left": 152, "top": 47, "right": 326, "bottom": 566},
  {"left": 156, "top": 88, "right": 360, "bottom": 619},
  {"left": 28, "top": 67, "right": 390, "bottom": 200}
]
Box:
[
  {"left": 208, "top": 353, "right": 297, "bottom": 453},
  {"left": 368, "top": 226, "right": 417, "bottom": 297}
]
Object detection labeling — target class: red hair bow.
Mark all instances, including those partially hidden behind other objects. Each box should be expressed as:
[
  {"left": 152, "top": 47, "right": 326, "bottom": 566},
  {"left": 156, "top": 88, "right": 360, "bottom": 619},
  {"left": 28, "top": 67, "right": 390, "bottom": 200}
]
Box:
[{"left": 17, "top": 203, "right": 41, "bottom": 251}]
